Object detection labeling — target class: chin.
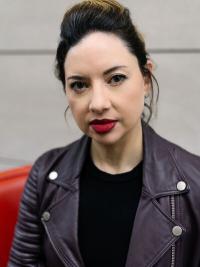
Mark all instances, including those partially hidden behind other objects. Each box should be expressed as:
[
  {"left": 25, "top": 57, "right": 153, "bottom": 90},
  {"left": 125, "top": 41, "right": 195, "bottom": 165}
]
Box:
[{"left": 90, "top": 131, "right": 126, "bottom": 146}]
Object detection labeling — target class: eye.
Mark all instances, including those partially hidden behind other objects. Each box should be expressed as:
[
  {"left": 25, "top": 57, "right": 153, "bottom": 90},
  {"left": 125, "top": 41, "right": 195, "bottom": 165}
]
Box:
[
  {"left": 109, "top": 74, "right": 127, "bottom": 85},
  {"left": 69, "top": 81, "right": 88, "bottom": 93}
]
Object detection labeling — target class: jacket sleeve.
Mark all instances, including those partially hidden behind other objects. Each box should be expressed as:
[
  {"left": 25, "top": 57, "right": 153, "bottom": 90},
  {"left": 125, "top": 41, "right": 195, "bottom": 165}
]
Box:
[{"left": 7, "top": 156, "right": 45, "bottom": 267}]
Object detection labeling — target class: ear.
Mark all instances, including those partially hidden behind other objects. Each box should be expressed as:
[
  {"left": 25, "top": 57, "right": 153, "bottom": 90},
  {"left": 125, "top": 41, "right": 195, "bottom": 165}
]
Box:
[{"left": 143, "top": 58, "right": 154, "bottom": 97}]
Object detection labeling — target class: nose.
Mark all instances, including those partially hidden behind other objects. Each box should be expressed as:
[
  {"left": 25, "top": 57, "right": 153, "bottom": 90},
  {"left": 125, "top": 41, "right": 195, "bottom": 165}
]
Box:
[{"left": 89, "top": 83, "right": 111, "bottom": 114}]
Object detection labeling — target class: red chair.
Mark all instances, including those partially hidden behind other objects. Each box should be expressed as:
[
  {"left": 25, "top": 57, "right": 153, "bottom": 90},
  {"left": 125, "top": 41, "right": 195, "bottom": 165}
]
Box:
[{"left": 0, "top": 165, "right": 32, "bottom": 267}]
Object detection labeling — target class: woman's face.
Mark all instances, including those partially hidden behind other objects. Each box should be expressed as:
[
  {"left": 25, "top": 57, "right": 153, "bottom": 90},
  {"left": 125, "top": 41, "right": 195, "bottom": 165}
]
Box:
[{"left": 64, "top": 31, "right": 151, "bottom": 146}]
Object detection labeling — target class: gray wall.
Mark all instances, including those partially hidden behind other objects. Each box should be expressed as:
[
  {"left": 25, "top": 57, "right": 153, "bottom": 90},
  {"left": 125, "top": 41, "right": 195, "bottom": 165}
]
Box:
[{"left": 1, "top": 0, "right": 200, "bottom": 170}]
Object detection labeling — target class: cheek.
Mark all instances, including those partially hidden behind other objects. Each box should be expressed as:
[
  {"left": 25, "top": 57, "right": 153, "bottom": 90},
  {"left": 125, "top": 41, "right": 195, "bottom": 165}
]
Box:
[
  {"left": 68, "top": 97, "right": 88, "bottom": 126},
  {"left": 121, "top": 82, "right": 145, "bottom": 115}
]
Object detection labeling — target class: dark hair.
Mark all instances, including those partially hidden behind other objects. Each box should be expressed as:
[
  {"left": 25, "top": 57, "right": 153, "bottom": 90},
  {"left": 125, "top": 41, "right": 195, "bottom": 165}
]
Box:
[{"left": 55, "top": 0, "right": 159, "bottom": 123}]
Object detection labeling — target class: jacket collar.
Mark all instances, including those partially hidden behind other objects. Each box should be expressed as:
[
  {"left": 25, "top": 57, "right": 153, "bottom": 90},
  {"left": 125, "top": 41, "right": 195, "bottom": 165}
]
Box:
[
  {"left": 52, "top": 120, "right": 189, "bottom": 196},
  {"left": 43, "top": 121, "right": 189, "bottom": 267},
  {"left": 142, "top": 121, "right": 189, "bottom": 196}
]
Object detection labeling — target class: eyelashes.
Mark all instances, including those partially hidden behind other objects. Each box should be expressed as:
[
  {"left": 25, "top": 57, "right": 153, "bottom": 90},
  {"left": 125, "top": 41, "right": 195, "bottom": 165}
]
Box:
[
  {"left": 69, "top": 74, "right": 127, "bottom": 93},
  {"left": 110, "top": 74, "right": 127, "bottom": 85},
  {"left": 69, "top": 81, "right": 89, "bottom": 91}
]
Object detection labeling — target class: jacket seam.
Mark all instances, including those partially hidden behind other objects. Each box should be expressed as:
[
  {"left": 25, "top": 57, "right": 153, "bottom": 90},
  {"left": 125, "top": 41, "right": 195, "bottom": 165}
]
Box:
[
  {"left": 168, "top": 146, "right": 188, "bottom": 182},
  {"left": 152, "top": 198, "right": 186, "bottom": 231}
]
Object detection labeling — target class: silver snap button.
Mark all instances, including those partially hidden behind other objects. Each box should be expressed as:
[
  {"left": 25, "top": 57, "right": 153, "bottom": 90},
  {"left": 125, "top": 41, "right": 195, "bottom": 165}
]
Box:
[
  {"left": 49, "top": 171, "right": 58, "bottom": 180},
  {"left": 177, "top": 181, "right": 186, "bottom": 191},
  {"left": 172, "top": 225, "right": 182, "bottom": 236},
  {"left": 42, "top": 211, "right": 51, "bottom": 222}
]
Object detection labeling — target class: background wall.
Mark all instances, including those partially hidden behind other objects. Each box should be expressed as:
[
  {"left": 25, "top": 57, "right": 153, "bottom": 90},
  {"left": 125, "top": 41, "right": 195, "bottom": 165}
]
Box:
[{"left": 1, "top": 0, "right": 200, "bottom": 170}]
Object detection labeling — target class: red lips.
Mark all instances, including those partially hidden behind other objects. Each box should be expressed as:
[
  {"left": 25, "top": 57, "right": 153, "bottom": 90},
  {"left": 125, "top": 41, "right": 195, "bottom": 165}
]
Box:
[
  {"left": 90, "top": 119, "right": 117, "bottom": 125},
  {"left": 90, "top": 119, "right": 117, "bottom": 134}
]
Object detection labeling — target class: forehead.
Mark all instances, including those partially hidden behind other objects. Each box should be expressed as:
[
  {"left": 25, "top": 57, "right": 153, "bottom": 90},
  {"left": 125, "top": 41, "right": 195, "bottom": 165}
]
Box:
[{"left": 64, "top": 31, "right": 138, "bottom": 74}]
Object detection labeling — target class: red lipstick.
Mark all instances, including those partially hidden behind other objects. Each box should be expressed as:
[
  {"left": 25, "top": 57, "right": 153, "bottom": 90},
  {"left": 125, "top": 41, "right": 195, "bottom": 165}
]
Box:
[{"left": 90, "top": 119, "right": 117, "bottom": 134}]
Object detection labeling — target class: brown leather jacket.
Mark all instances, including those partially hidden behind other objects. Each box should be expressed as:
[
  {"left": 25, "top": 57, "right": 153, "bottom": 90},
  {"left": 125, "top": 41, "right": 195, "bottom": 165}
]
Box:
[{"left": 8, "top": 123, "right": 200, "bottom": 267}]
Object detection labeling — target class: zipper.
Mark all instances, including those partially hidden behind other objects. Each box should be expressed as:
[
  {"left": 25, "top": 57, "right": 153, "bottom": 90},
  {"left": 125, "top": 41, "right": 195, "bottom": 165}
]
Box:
[
  {"left": 41, "top": 219, "right": 76, "bottom": 267},
  {"left": 170, "top": 195, "right": 176, "bottom": 267}
]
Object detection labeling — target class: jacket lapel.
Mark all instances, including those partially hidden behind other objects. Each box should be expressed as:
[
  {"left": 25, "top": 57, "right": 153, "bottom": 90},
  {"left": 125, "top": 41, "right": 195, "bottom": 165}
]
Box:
[
  {"left": 125, "top": 123, "right": 188, "bottom": 267},
  {"left": 42, "top": 180, "right": 84, "bottom": 267},
  {"left": 41, "top": 136, "right": 90, "bottom": 267}
]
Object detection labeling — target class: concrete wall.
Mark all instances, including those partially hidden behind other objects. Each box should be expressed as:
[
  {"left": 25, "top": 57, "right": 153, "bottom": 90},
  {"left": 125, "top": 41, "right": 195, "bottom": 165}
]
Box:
[{"left": 1, "top": 0, "right": 200, "bottom": 170}]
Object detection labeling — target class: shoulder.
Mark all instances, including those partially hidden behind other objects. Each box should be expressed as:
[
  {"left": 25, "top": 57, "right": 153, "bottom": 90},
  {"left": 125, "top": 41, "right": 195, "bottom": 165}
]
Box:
[
  {"left": 26, "top": 135, "right": 88, "bottom": 208},
  {"left": 32, "top": 136, "right": 85, "bottom": 176},
  {"left": 145, "top": 123, "right": 200, "bottom": 167},
  {"left": 157, "top": 134, "right": 200, "bottom": 216},
  {"left": 159, "top": 132, "right": 200, "bottom": 171},
  {"left": 146, "top": 125, "right": 200, "bottom": 208},
  {"left": 152, "top": 127, "right": 200, "bottom": 187},
  {"left": 170, "top": 141, "right": 200, "bottom": 186}
]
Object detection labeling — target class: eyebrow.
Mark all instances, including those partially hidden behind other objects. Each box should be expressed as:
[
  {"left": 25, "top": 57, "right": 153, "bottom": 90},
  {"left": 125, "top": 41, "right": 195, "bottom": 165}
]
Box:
[{"left": 66, "top": 65, "right": 128, "bottom": 81}]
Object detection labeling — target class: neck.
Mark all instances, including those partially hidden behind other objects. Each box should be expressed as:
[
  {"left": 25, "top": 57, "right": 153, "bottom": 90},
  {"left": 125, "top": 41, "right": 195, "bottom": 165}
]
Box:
[{"left": 90, "top": 120, "right": 143, "bottom": 174}]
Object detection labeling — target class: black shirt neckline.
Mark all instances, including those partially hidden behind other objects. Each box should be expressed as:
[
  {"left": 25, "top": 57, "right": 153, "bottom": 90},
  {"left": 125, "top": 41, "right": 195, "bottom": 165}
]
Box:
[{"left": 86, "top": 151, "right": 143, "bottom": 183}]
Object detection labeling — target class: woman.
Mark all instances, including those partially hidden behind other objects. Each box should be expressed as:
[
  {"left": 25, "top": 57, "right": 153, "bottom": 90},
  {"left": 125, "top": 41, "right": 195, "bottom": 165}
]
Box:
[{"left": 8, "top": 0, "right": 200, "bottom": 267}]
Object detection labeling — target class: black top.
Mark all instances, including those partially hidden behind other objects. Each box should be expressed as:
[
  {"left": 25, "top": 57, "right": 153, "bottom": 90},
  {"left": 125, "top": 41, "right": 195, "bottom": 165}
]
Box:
[{"left": 78, "top": 150, "right": 143, "bottom": 267}]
